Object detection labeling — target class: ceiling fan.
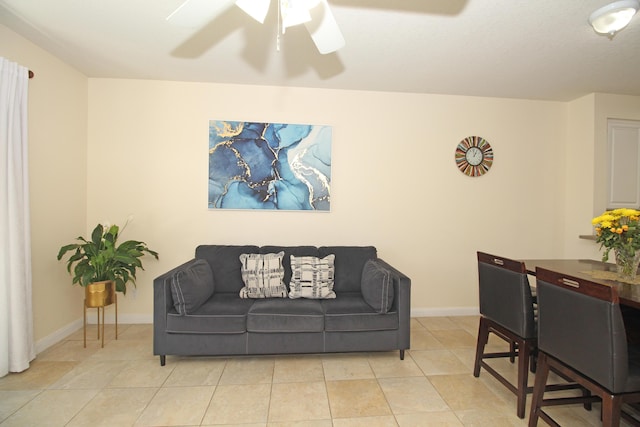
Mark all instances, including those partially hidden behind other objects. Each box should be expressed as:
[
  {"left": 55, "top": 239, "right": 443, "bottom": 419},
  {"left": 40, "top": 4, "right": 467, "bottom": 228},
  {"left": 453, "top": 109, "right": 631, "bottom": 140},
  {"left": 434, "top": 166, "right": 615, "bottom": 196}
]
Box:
[{"left": 167, "top": 0, "right": 346, "bottom": 54}]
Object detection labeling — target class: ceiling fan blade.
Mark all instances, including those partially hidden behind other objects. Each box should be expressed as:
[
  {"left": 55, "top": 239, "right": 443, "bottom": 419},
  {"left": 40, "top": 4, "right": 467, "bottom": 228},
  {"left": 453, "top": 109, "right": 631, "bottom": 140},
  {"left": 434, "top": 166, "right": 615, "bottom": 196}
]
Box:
[
  {"left": 305, "top": 0, "right": 345, "bottom": 54},
  {"left": 235, "top": 0, "right": 271, "bottom": 24},
  {"left": 166, "top": 0, "right": 236, "bottom": 28}
]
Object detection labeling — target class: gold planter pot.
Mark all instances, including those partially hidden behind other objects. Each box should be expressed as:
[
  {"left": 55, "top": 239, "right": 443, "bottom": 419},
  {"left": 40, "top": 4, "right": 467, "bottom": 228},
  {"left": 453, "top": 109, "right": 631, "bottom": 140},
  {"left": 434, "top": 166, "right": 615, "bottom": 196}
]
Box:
[
  {"left": 85, "top": 280, "right": 115, "bottom": 307},
  {"left": 83, "top": 280, "right": 118, "bottom": 348}
]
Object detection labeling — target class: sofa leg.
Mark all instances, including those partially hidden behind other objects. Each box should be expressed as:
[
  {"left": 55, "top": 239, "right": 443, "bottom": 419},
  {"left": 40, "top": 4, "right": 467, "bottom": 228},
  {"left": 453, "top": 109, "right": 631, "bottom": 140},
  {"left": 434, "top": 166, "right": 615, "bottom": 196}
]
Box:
[
  {"left": 160, "top": 355, "right": 166, "bottom": 366},
  {"left": 400, "top": 349, "right": 405, "bottom": 360}
]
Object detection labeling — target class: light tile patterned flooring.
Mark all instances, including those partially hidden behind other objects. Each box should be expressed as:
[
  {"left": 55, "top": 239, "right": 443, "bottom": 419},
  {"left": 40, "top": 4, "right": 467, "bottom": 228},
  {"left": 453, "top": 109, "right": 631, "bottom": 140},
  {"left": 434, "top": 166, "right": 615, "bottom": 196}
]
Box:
[{"left": 0, "top": 316, "right": 632, "bottom": 426}]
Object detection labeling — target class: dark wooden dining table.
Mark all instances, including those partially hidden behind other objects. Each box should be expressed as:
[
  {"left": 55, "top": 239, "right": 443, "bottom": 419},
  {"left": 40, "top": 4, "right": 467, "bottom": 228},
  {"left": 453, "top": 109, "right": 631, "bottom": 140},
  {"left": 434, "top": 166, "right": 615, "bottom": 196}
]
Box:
[{"left": 522, "top": 259, "right": 640, "bottom": 310}]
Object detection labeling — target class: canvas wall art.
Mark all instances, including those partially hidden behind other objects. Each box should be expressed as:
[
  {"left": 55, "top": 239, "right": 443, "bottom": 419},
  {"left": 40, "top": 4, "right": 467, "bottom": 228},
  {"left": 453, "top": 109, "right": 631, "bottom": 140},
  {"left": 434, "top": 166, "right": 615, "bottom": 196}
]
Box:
[{"left": 209, "top": 120, "right": 332, "bottom": 211}]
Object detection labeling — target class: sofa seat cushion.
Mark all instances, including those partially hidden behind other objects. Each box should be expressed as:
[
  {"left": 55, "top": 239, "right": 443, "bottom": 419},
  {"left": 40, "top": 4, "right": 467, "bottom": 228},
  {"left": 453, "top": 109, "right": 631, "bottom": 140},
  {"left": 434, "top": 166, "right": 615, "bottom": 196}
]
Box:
[
  {"left": 322, "top": 293, "right": 398, "bottom": 332},
  {"left": 247, "top": 299, "right": 324, "bottom": 332},
  {"left": 166, "top": 293, "right": 254, "bottom": 334}
]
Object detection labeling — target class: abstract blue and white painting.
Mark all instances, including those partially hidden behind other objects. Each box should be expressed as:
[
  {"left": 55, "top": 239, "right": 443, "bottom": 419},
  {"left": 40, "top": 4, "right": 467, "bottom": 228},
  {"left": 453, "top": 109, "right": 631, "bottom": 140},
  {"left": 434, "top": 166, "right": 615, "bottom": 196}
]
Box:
[{"left": 208, "top": 120, "right": 331, "bottom": 211}]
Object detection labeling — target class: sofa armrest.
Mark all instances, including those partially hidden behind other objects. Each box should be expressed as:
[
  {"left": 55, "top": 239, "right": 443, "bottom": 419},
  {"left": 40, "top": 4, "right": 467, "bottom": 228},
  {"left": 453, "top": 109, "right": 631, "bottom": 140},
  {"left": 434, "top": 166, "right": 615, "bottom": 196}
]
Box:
[
  {"left": 375, "top": 259, "right": 411, "bottom": 351},
  {"left": 153, "top": 258, "right": 202, "bottom": 359}
]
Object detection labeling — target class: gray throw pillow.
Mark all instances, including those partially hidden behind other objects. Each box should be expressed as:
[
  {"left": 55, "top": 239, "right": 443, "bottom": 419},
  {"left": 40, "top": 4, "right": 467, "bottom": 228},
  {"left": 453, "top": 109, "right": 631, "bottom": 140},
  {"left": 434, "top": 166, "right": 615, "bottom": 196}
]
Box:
[
  {"left": 361, "top": 259, "right": 394, "bottom": 313},
  {"left": 170, "top": 259, "right": 215, "bottom": 315}
]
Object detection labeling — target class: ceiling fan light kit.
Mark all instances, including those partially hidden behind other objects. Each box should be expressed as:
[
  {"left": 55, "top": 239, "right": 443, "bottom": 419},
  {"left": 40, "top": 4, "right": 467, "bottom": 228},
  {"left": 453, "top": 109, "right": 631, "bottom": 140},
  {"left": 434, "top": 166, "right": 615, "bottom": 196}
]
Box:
[
  {"left": 168, "top": 0, "right": 344, "bottom": 54},
  {"left": 281, "top": 0, "right": 321, "bottom": 30},
  {"left": 589, "top": 0, "right": 639, "bottom": 36}
]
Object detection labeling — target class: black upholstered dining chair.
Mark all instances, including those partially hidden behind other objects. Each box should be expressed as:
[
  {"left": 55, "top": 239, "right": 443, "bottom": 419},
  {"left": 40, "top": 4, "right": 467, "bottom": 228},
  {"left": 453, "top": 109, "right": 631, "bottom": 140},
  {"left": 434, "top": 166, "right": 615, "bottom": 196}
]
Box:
[
  {"left": 473, "top": 251, "right": 537, "bottom": 418},
  {"left": 529, "top": 267, "right": 640, "bottom": 427}
]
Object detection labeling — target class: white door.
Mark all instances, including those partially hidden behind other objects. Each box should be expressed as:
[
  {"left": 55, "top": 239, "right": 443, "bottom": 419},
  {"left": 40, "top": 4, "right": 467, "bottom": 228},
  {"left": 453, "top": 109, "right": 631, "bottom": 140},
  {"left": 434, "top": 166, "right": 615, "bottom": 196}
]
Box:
[{"left": 608, "top": 119, "right": 640, "bottom": 209}]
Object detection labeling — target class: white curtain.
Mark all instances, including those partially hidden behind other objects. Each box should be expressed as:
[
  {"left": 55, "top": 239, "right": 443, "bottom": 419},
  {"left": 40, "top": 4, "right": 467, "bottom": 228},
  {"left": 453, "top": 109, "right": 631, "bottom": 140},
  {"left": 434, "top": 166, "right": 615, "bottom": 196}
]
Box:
[{"left": 0, "top": 57, "right": 35, "bottom": 377}]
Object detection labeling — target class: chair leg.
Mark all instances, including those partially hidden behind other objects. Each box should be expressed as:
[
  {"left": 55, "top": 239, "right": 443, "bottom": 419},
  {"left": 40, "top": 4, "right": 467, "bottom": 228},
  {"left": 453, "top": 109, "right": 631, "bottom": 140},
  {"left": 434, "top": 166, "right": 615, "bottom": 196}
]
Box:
[
  {"left": 601, "top": 395, "right": 623, "bottom": 427},
  {"left": 473, "top": 317, "right": 490, "bottom": 377},
  {"left": 582, "top": 387, "right": 592, "bottom": 411},
  {"left": 510, "top": 341, "right": 517, "bottom": 363},
  {"left": 528, "top": 352, "right": 551, "bottom": 427},
  {"left": 516, "top": 340, "right": 531, "bottom": 418}
]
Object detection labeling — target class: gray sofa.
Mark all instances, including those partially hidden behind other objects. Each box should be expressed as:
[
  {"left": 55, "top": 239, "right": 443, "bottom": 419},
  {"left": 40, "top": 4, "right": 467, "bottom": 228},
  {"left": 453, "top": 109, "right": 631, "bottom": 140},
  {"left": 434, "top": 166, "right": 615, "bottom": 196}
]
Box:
[{"left": 153, "top": 245, "right": 411, "bottom": 365}]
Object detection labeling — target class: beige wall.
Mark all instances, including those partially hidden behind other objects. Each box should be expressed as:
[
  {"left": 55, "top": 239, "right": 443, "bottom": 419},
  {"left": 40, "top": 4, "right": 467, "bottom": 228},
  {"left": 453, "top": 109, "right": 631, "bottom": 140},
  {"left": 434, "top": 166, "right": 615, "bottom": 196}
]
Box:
[
  {"left": 87, "top": 79, "right": 568, "bottom": 317},
  {"left": 0, "top": 25, "right": 88, "bottom": 347}
]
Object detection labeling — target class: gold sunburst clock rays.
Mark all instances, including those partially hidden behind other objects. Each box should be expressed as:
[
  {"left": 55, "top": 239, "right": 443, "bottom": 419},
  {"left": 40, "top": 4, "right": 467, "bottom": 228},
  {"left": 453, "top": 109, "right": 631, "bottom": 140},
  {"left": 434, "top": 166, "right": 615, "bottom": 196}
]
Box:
[{"left": 455, "top": 136, "right": 493, "bottom": 177}]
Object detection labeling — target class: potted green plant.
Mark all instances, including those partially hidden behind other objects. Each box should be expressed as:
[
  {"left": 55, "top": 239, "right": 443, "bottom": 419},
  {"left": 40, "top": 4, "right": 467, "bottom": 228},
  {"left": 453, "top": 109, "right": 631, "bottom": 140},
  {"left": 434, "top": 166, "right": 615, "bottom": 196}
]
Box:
[{"left": 57, "top": 222, "right": 159, "bottom": 302}]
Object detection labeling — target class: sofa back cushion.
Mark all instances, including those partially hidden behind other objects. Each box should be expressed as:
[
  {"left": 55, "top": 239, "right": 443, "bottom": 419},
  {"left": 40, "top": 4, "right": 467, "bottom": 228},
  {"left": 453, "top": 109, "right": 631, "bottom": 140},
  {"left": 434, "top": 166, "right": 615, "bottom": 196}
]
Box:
[
  {"left": 319, "top": 246, "right": 377, "bottom": 293},
  {"left": 260, "top": 246, "right": 319, "bottom": 287},
  {"left": 170, "top": 259, "right": 215, "bottom": 315},
  {"left": 196, "top": 245, "right": 259, "bottom": 293},
  {"left": 194, "top": 245, "right": 378, "bottom": 294}
]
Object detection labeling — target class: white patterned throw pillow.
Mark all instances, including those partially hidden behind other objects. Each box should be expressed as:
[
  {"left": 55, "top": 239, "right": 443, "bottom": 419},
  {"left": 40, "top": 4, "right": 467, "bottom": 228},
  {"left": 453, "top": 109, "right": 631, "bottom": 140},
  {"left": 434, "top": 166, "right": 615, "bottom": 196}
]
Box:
[
  {"left": 239, "top": 252, "right": 288, "bottom": 298},
  {"left": 288, "top": 254, "right": 336, "bottom": 299}
]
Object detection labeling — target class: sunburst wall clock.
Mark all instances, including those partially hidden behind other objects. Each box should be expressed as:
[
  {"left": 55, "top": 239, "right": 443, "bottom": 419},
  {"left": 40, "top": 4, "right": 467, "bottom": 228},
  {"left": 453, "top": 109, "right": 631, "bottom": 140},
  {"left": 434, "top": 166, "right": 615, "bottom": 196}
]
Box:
[{"left": 455, "top": 136, "right": 494, "bottom": 177}]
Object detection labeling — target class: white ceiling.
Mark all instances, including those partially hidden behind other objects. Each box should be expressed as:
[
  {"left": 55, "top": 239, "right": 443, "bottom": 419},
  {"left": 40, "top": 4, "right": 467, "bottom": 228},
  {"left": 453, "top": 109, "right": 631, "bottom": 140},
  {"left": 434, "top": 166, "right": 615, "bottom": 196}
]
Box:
[{"left": 1, "top": 0, "right": 639, "bottom": 101}]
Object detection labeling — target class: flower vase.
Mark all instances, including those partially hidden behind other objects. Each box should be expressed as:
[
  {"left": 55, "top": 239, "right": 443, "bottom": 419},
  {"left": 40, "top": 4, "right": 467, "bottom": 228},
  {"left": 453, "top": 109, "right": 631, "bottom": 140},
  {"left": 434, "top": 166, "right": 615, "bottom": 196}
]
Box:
[{"left": 614, "top": 248, "right": 640, "bottom": 281}]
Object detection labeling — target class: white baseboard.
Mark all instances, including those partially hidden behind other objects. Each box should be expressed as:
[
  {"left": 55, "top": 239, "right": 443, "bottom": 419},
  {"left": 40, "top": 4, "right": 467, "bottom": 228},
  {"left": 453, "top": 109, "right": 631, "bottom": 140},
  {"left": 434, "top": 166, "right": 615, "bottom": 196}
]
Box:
[
  {"left": 411, "top": 307, "right": 479, "bottom": 317},
  {"left": 94, "top": 313, "right": 153, "bottom": 324},
  {"left": 35, "top": 319, "right": 83, "bottom": 354}
]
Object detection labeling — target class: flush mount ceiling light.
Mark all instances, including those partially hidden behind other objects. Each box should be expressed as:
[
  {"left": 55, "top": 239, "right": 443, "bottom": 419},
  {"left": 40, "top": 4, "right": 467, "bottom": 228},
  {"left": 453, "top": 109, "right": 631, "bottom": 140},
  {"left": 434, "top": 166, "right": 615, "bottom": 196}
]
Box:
[{"left": 589, "top": 0, "right": 639, "bottom": 36}]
